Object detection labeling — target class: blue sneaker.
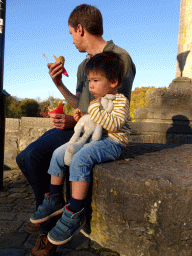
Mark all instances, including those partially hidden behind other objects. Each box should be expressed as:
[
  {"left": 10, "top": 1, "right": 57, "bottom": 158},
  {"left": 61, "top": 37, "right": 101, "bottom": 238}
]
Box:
[
  {"left": 30, "top": 193, "right": 65, "bottom": 224},
  {"left": 47, "top": 204, "right": 86, "bottom": 245}
]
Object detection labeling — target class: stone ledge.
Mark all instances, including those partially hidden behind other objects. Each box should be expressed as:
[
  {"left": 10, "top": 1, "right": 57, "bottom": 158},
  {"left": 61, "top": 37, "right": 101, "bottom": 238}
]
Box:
[
  {"left": 85, "top": 143, "right": 192, "bottom": 256},
  {"left": 20, "top": 117, "right": 52, "bottom": 128},
  {"left": 131, "top": 122, "right": 192, "bottom": 134},
  {"left": 5, "top": 118, "right": 20, "bottom": 131}
]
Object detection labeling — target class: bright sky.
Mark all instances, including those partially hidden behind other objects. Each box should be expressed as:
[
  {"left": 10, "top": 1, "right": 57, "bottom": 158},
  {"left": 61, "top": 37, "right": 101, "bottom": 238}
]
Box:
[{"left": 3, "top": 0, "right": 181, "bottom": 101}]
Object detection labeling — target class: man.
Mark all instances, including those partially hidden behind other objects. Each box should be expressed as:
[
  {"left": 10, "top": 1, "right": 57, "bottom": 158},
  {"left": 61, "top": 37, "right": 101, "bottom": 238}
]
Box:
[{"left": 16, "top": 4, "right": 136, "bottom": 256}]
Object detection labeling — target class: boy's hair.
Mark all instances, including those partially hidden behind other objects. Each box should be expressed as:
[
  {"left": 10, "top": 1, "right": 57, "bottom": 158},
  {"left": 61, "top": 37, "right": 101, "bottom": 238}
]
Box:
[
  {"left": 68, "top": 4, "right": 103, "bottom": 36},
  {"left": 85, "top": 51, "right": 125, "bottom": 88}
]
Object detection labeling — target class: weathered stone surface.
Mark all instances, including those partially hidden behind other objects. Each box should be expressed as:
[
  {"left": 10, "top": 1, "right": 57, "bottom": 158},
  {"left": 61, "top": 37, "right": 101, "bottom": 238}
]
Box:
[
  {"left": 5, "top": 137, "right": 18, "bottom": 149},
  {"left": 20, "top": 117, "right": 52, "bottom": 128},
  {"left": 5, "top": 118, "right": 20, "bottom": 131},
  {"left": 4, "top": 148, "right": 18, "bottom": 160},
  {"left": 134, "top": 78, "right": 192, "bottom": 140},
  {"left": 85, "top": 143, "right": 192, "bottom": 256}
]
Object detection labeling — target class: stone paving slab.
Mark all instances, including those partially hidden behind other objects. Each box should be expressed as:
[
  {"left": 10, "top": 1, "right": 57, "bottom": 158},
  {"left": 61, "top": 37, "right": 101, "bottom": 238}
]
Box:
[
  {"left": 0, "top": 248, "right": 26, "bottom": 256},
  {"left": 0, "top": 167, "right": 120, "bottom": 256}
]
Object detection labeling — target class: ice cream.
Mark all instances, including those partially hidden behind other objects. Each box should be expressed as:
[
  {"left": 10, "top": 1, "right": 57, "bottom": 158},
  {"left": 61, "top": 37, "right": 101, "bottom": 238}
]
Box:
[
  {"left": 53, "top": 55, "right": 69, "bottom": 77},
  {"left": 48, "top": 101, "right": 64, "bottom": 114}
]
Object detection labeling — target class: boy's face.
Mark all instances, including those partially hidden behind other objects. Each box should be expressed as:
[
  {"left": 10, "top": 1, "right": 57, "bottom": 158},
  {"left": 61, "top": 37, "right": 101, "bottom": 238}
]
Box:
[{"left": 87, "top": 71, "right": 118, "bottom": 98}]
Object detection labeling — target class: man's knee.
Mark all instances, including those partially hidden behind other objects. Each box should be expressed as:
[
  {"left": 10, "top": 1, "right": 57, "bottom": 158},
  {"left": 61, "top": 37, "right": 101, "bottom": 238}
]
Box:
[{"left": 16, "top": 143, "right": 38, "bottom": 171}]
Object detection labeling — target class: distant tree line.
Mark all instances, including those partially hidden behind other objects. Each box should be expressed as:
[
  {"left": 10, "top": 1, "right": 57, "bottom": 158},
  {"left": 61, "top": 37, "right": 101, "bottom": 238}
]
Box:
[
  {"left": 5, "top": 87, "right": 166, "bottom": 120},
  {"left": 5, "top": 96, "right": 74, "bottom": 119}
]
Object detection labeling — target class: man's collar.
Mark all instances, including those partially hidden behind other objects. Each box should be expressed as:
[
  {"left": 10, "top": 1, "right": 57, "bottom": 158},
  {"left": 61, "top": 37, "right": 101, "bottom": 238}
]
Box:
[{"left": 86, "top": 40, "right": 115, "bottom": 58}]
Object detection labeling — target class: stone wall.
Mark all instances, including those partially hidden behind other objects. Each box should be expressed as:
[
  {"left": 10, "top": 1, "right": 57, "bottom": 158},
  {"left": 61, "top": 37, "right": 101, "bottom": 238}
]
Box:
[
  {"left": 4, "top": 117, "right": 192, "bottom": 166},
  {"left": 4, "top": 117, "right": 192, "bottom": 255},
  {"left": 5, "top": 117, "right": 52, "bottom": 166}
]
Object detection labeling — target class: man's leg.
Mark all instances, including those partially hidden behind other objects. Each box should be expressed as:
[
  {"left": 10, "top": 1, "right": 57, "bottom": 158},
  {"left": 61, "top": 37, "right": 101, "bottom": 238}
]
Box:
[
  {"left": 28, "top": 140, "right": 71, "bottom": 256},
  {"left": 16, "top": 128, "right": 74, "bottom": 209}
]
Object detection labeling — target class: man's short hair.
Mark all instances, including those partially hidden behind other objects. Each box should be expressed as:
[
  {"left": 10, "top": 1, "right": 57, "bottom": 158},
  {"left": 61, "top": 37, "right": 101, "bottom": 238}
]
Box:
[
  {"left": 85, "top": 51, "right": 125, "bottom": 88},
  {"left": 68, "top": 4, "right": 103, "bottom": 36}
]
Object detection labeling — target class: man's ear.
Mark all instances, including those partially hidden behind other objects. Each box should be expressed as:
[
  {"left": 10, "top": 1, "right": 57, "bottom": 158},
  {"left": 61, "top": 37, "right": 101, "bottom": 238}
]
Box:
[{"left": 77, "top": 24, "right": 84, "bottom": 36}]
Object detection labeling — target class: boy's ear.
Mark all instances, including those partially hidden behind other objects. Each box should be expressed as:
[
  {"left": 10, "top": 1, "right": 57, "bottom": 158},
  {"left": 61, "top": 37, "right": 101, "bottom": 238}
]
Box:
[{"left": 111, "top": 79, "right": 118, "bottom": 88}]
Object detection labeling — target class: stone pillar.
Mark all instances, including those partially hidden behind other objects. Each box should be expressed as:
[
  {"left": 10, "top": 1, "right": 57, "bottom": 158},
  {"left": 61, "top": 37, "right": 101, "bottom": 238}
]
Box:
[
  {"left": 176, "top": 0, "right": 192, "bottom": 78},
  {"left": 134, "top": 0, "right": 192, "bottom": 144}
]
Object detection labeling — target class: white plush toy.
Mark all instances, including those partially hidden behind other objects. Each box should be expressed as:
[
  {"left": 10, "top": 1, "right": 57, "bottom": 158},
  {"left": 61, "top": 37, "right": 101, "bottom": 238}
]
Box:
[{"left": 64, "top": 94, "right": 116, "bottom": 166}]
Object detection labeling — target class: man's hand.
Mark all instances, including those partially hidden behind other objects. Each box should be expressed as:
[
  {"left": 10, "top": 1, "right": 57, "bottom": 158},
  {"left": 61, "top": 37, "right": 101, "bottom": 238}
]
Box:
[
  {"left": 48, "top": 113, "right": 76, "bottom": 129},
  {"left": 47, "top": 62, "right": 64, "bottom": 86},
  {"left": 73, "top": 108, "right": 83, "bottom": 122}
]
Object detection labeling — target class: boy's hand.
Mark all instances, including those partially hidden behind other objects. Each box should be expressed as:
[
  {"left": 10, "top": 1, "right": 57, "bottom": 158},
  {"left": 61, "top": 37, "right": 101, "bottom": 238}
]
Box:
[
  {"left": 47, "top": 62, "right": 64, "bottom": 86},
  {"left": 90, "top": 97, "right": 101, "bottom": 104},
  {"left": 73, "top": 108, "right": 83, "bottom": 122},
  {"left": 48, "top": 113, "right": 76, "bottom": 129}
]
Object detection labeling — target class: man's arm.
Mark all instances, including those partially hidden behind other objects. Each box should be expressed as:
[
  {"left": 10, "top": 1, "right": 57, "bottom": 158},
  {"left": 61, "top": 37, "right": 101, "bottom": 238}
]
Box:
[{"left": 47, "top": 61, "right": 80, "bottom": 109}]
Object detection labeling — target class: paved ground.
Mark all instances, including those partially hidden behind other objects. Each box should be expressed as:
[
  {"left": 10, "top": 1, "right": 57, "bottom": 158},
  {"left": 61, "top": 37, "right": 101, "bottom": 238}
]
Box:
[{"left": 0, "top": 166, "right": 120, "bottom": 256}]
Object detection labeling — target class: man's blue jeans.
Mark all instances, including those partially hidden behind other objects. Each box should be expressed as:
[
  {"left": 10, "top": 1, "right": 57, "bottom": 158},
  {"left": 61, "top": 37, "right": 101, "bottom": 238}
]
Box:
[
  {"left": 16, "top": 128, "right": 74, "bottom": 235},
  {"left": 16, "top": 128, "right": 74, "bottom": 209}
]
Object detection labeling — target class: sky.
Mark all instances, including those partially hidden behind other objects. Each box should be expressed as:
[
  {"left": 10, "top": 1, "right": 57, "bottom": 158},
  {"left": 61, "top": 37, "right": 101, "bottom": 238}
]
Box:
[{"left": 2, "top": 0, "right": 181, "bottom": 102}]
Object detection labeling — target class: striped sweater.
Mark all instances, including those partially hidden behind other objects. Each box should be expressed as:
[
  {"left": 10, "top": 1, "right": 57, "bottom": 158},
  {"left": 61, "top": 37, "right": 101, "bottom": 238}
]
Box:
[{"left": 88, "top": 94, "right": 131, "bottom": 147}]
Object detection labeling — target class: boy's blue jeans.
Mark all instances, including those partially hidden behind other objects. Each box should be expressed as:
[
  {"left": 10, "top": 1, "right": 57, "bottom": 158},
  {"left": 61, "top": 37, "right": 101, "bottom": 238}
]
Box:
[{"left": 48, "top": 135, "right": 125, "bottom": 182}]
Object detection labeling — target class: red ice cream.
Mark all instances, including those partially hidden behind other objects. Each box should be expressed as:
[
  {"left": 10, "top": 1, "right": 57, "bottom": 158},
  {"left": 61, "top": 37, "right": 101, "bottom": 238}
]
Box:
[{"left": 49, "top": 103, "right": 64, "bottom": 114}]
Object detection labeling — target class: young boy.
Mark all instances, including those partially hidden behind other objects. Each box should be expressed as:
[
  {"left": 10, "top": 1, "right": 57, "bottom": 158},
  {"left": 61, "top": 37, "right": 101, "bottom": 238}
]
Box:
[{"left": 30, "top": 51, "right": 131, "bottom": 246}]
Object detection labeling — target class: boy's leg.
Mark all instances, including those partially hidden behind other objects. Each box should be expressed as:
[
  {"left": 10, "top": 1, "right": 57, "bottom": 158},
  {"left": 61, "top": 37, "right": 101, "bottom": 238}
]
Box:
[
  {"left": 47, "top": 136, "right": 124, "bottom": 245},
  {"left": 30, "top": 176, "right": 65, "bottom": 224}
]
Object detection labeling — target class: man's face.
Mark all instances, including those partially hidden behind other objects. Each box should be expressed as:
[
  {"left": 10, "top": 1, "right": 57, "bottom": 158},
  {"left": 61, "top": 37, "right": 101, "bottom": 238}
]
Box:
[{"left": 69, "top": 25, "right": 85, "bottom": 52}]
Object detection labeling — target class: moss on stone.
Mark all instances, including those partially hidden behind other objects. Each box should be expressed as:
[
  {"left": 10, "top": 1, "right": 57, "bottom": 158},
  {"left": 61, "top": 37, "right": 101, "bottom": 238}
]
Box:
[{"left": 90, "top": 200, "right": 110, "bottom": 245}]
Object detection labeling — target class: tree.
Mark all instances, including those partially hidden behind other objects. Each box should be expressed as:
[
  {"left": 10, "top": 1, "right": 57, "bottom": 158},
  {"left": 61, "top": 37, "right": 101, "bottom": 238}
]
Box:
[
  {"left": 63, "top": 102, "right": 74, "bottom": 116},
  {"left": 21, "top": 98, "right": 40, "bottom": 117},
  {"left": 130, "top": 87, "right": 156, "bottom": 122},
  {"left": 6, "top": 96, "right": 23, "bottom": 118}
]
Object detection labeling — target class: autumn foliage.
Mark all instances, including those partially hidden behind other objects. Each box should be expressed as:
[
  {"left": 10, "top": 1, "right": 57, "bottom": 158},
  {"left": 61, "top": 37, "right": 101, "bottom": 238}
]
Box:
[
  {"left": 130, "top": 86, "right": 156, "bottom": 121},
  {"left": 5, "top": 87, "right": 163, "bottom": 120}
]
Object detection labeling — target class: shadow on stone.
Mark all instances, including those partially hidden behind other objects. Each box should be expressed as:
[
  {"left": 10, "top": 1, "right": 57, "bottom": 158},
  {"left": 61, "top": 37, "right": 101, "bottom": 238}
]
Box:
[
  {"left": 177, "top": 50, "right": 190, "bottom": 77},
  {"left": 3, "top": 164, "right": 10, "bottom": 170},
  {"left": 121, "top": 142, "right": 180, "bottom": 160},
  {"left": 166, "top": 115, "right": 192, "bottom": 144}
]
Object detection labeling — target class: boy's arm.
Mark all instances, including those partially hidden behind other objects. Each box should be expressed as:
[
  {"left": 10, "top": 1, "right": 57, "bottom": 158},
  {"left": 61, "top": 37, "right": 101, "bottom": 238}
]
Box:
[{"left": 88, "top": 96, "right": 131, "bottom": 132}]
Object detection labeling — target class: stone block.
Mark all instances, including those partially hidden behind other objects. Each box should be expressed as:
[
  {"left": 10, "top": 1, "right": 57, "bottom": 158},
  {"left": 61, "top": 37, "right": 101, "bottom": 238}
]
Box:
[
  {"left": 85, "top": 143, "right": 192, "bottom": 256},
  {"left": 20, "top": 117, "right": 52, "bottom": 129},
  {"left": 5, "top": 118, "right": 20, "bottom": 132},
  {"left": 5, "top": 136, "right": 18, "bottom": 149},
  {"left": 4, "top": 149, "right": 18, "bottom": 160},
  {"left": 19, "top": 138, "right": 36, "bottom": 152}
]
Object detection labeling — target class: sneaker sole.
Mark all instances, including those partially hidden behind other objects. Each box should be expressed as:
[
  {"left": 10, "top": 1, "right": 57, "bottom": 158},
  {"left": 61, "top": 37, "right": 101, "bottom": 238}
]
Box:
[
  {"left": 47, "top": 219, "right": 86, "bottom": 245},
  {"left": 30, "top": 208, "right": 64, "bottom": 224}
]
